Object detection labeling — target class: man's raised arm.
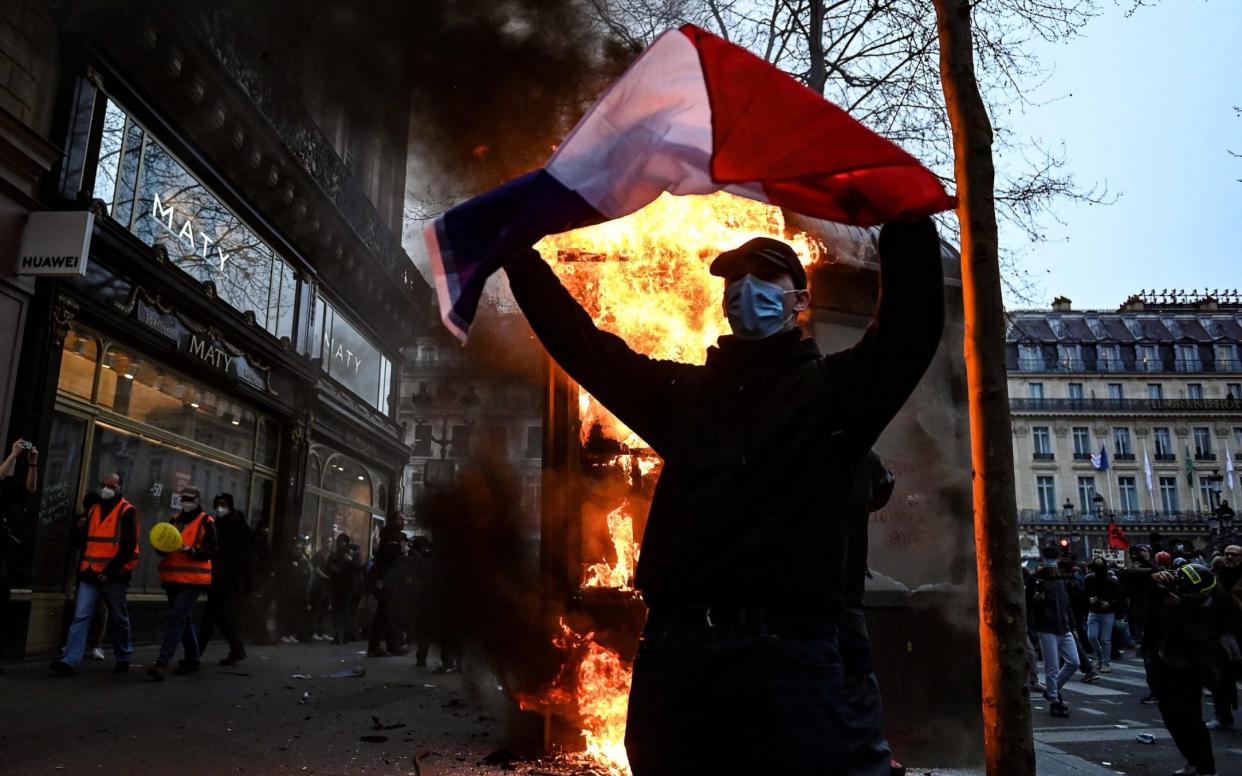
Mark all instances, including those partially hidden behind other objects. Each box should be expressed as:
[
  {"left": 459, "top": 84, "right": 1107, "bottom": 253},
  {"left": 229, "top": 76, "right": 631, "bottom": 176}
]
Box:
[
  {"left": 504, "top": 249, "right": 690, "bottom": 449},
  {"left": 820, "top": 218, "right": 946, "bottom": 458}
]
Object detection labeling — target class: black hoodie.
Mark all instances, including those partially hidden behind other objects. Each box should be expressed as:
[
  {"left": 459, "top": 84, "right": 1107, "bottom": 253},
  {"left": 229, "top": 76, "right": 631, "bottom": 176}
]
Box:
[
  {"left": 505, "top": 219, "right": 944, "bottom": 613},
  {"left": 209, "top": 493, "right": 255, "bottom": 592}
]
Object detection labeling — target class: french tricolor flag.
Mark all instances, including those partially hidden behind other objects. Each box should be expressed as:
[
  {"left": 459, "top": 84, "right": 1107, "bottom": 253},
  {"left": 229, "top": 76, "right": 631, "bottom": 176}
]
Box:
[{"left": 425, "top": 24, "right": 956, "bottom": 341}]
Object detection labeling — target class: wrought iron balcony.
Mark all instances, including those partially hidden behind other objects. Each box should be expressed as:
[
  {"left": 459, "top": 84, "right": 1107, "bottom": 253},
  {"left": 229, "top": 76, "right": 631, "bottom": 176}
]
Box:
[
  {"left": 1011, "top": 397, "right": 1242, "bottom": 414},
  {"left": 1017, "top": 508, "right": 1211, "bottom": 524},
  {"left": 1033, "top": 452, "right": 1055, "bottom": 461}
]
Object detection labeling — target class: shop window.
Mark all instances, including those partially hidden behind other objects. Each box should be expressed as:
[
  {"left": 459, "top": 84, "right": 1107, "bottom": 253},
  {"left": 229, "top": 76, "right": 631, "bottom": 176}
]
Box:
[
  {"left": 250, "top": 476, "right": 274, "bottom": 532},
  {"left": 306, "top": 443, "right": 389, "bottom": 559},
  {"left": 95, "top": 342, "right": 256, "bottom": 461},
  {"left": 256, "top": 419, "right": 280, "bottom": 469},
  {"left": 323, "top": 455, "right": 372, "bottom": 507},
  {"left": 93, "top": 97, "right": 299, "bottom": 340},
  {"left": 85, "top": 423, "right": 251, "bottom": 593},
  {"left": 308, "top": 291, "right": 393, "bottom": 414},
  {"left": 58, "top": 326, "right": 98, "bottom": 400},
  {"left": 28, "top": 412, "right": 88, "bottom": 592}
]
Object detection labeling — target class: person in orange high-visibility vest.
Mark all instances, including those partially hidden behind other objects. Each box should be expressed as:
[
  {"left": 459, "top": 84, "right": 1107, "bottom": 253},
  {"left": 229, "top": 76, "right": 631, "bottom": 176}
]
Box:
[
  {"left": 147, "top": 485, "right": 217, "bottom": 681},
  {"left": 49, "top": 472, "right": 139, "bottom": 676}
]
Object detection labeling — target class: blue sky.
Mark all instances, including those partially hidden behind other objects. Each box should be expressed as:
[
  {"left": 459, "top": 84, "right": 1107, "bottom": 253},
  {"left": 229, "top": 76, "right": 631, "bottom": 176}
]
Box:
[{"left": 1001, "top": 0, "right": 1241, "bottom": 310}]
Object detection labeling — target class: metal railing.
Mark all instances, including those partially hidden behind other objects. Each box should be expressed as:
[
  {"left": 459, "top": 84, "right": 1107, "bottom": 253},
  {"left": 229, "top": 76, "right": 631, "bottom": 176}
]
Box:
[
  {"left": 1018, "top": 508, "right": 1212, "bottom": 524},
  {"left": 1011, "top": 398, "right": 1242, "bottom": 413},
  {"left": 1033, "top": 452, "right": 1055, "bottom": 461}
]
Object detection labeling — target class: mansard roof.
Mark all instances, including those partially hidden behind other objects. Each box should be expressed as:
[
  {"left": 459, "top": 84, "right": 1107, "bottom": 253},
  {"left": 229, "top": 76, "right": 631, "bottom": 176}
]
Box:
[{"left": 1007, "top": 308, "right": 1242, "bottom": 346}]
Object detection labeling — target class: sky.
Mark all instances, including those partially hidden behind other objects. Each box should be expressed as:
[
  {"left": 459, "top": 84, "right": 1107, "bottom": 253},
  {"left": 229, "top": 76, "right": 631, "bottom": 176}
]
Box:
[{"left": 1002, "top": 0, "right": 1242, "bottom": 310}]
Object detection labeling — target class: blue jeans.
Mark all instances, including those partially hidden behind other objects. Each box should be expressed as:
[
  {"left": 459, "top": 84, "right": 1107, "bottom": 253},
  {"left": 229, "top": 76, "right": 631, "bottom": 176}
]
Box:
[
  {"left": 1087, "top": 612, "right": 1115, "bottom": 668},
  {"left": 1037, "top": 631, "right": 1079, "bottom": 701},
  {"left": 63, "top": 579, "right": 132, "bottom": 666},
  {"left": 157, "top": 587, "right": 202, "bottom": 665},
  {"left": 625, "top": 620, "right": 849, "bottom": 775}
]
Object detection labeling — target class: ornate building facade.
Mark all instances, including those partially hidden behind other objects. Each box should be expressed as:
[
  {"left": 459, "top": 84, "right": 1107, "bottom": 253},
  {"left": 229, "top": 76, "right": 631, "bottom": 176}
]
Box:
[{"left": 1008, "top": 291, "right": 1242, "bottom": 559}]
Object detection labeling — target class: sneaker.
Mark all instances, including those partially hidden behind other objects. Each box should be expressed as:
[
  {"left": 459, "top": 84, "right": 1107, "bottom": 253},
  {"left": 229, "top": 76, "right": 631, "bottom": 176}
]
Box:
[
  {"left": 113, "top": 661, "right": 130, "bottom": 674},
  {"left": 367, "top": 649, "right": 390, "bottom": 658},
  {"left": 1206, "top": 719, "right": 1234, "bottom": 731},
  {"left": 1172, "top": 766, "right": 1200, "bottom": 775},
  {"left": 219, "top": 650, "right": 246, "bottom": 666},
  {"left": 1082, "top": 672, "right": 1100, "bottom": 684},
  {"left": 1100, "top": 665, "right": 1112, "bottom": 673},
  {"left": 147, "top": 663, "right": 167, "bottom": 682},
  {"left": 1050, "top": 702, "right": 1070, "bottom": 718},
  {"left": 434, "top": 661, "right": 461, "bottom": 674},
  {"left": 172, "top": 660, "right": 200, "bottom": 676},
  {"left": 86, "top": 648, "right": 106, "bottom": 661},
  {"left": 49, "top": 660, "right": 76, "bottom": 676},
  {"left": 1141, "top": 695, "right": 1159, "bottom": 705},
  {"left": 388, "top": 646, "right": 410, "bottom": 657},
  {"left": 279, "top": 635, "right": 293, "bottom": 644}
]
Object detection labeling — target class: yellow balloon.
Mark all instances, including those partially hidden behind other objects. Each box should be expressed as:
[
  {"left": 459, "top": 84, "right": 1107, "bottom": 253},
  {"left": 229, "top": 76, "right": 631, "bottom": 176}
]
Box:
[{"left": 149, "top": 522, "right": 184, "bottom": 553}]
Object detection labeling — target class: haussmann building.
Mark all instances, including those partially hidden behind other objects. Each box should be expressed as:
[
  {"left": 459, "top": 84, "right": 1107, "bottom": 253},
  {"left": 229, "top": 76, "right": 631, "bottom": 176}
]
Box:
[{"left": 0, "top": 2, "right": 432, "bottom": 659}]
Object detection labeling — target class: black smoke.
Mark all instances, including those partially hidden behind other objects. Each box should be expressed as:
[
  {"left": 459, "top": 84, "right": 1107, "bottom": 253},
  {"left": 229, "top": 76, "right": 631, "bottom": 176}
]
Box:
[{"left": 407, "top": 1, "right": 636, "bottom": 194}]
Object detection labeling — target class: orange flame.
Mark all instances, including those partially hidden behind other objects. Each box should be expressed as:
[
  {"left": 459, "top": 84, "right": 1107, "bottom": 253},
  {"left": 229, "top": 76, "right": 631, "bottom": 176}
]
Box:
[
  {"left": 582, "top": 503, "right": 641, "bottom": 591},
  {"left": 537, "top": 191, "right": 818, "bottom": 446},
  {"left": 516, "top": 619, "right": 632, "bottom": 776}
]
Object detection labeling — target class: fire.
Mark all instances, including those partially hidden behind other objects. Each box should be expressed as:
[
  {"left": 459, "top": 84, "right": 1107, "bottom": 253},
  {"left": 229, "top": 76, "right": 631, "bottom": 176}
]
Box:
[
  {"left": 582, "top": 503, "right": 641, "bottom": 591},
  {"left": 528, "top": 193, "right": 817, "bottom": 776},
  {"left": 516, "top": 619, "right": 633, "bottom": 776},
  {"left": 536, "top": 191, "right": 819, "bottom": 447}
]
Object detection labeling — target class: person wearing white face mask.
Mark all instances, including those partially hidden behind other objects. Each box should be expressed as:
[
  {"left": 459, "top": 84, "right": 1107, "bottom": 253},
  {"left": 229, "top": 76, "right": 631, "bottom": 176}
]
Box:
[
  {"left": 503, "top": 218, "right": 944, "bottom": 775},
  {"left": 50, "top": 472, "right": 139, "bottom": 676},
  {"left": 148, "top": 485, "right": 217, "bottom": 681}
]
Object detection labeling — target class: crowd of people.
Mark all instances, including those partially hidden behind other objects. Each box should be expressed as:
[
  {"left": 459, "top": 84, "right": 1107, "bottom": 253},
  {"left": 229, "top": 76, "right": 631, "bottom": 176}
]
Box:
[
  {"left": 42, "top": 474, "right": 458, "bottom": 680},
  {"left": 1026, "top": 540, "right": 1242, "bottom": 776}
]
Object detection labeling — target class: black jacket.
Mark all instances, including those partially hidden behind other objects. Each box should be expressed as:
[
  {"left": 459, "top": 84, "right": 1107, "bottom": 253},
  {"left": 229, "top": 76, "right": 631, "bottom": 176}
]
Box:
[
  {"left": 1026, "top": 567, "right": 1074, "bottom": 635},
  {"left": 211, "top": 511, "right": 255, "bottom": 592},
  {"left": 505, "top": 220, "right": 944, "bottom": 613},
  {"left": 1083, "top": 571, "right": 1123, "bottom": 614}
]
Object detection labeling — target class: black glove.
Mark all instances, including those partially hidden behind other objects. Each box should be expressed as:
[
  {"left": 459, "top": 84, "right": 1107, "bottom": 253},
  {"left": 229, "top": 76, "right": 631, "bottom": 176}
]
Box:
[{"left": 878, "top": 217, "right": 940, "bottom": 266}]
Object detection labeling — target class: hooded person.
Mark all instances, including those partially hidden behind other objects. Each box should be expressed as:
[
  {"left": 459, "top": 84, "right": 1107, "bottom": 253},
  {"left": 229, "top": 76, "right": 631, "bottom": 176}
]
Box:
[
  {"left": 147, "top": 485, "right": 217, "bottom": 681},
  {"left": 502, "top": 218, "right": 945, "bottom": 775},
  {"left": 197, "top": 493, "right": 255, "bottom": 665},
  {"left": 1084, "top": 556, "right": 1123, "bottom": 673}
]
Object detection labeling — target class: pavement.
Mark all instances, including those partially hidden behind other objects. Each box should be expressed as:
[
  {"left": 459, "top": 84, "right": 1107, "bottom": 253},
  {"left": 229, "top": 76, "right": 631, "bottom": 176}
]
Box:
[
  {"left": 0, "top": 641, "right": 537, "bottom": 776},
  {"left": 0, "top": 640, "right": 1207, "bottom": 775},
  {"left": 1029, "top": 652, "right": 1242, "bottom": 775}
]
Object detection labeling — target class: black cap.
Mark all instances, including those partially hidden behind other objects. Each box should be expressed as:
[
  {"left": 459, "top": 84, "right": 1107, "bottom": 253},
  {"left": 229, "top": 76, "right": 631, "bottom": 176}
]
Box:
[{"left": 709, "top": 237, "right": 807, "bottom": 289}]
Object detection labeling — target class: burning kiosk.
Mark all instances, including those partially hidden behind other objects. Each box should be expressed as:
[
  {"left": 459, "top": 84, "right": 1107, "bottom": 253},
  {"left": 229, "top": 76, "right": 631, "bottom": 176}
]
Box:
[{"left": 523, "top": 193, "right": 983, "bottom": 773}]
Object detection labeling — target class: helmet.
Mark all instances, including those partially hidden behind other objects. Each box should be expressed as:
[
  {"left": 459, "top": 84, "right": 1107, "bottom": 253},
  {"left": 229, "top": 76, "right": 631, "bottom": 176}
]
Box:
[
  {"left": 1155, "top": 551, "right": 1172, "bottom": 567},
  {"left": 1174, "top": 563, "right": 1217, "bottom": 600},
  {"left": 1173, "top": 557, "right": 1188, "bottom": 568}
]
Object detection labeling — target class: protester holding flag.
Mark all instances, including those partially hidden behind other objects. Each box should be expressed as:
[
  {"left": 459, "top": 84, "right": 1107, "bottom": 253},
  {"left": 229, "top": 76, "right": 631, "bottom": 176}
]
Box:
[{"left": 425, "top": 23, "right": 954, "bottom": 773}]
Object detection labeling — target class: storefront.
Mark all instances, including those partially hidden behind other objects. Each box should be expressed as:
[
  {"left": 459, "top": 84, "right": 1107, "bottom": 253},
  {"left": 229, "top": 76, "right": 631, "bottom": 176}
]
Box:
[{"left": 4, "top": 34, "right": 423, "bottom": 657}]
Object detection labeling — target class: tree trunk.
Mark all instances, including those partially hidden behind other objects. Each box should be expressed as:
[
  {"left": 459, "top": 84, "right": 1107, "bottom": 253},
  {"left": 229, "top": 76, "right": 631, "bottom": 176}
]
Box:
[
  {"left": 931, "top": 1, "right": 1035, "bottom": 774},
  {"left": 807, "top": 0, "right": 827, "bottom": 95}
]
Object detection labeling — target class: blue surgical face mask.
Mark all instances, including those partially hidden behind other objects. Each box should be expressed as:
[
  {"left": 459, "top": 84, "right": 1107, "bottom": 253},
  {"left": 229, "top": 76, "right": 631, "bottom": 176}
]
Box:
[{"left": 725, "top": 275, "right": 798, "bottom": 340}]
